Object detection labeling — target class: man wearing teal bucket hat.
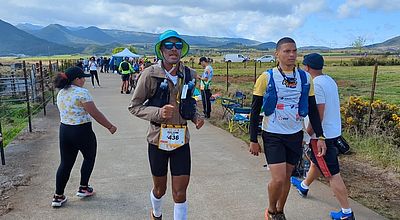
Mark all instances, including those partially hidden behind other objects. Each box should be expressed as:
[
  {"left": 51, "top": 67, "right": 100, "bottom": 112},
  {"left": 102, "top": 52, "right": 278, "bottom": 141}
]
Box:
[{"left": 128, "top": 30, "right": 204, "bottom": 220}]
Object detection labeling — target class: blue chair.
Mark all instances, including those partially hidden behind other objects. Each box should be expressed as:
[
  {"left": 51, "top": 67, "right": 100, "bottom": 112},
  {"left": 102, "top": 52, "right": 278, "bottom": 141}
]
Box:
[
  {"left": 234, "top": 91, "right": 246, "bottom": 107},
  {"left": 220, "top": 97, "right": 241, "bottom": 119},
  {"left": 229, "top": 107, "right": 251, "bottom": 133}
]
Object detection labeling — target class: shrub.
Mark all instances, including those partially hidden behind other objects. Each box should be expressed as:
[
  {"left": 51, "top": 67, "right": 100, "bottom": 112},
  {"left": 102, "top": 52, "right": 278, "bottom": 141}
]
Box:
[
  {"left": 342, "top": 96, "right": 400, "bottom": 147},
  {"left": 351, "top": 57, "right": 400, "bottom": 66}
]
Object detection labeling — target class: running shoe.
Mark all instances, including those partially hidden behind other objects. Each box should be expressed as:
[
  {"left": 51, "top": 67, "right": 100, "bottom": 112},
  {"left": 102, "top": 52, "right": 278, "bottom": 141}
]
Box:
[
  {"left": 265, "top": 209, "right": 281, "bottom": 220},
  {"left": 290, "top": 176, "right": 308, "bottom": 197},
  {"left": 76, "top": 185, "right": 94, "bottom": 197},
  {"left": 51, "top": 194, "right": 67, "bottom": 207},
  {"left": 330, "top": 210, "right": 355, "bottom": 220},
  {"left": 275, "top": 211, "right": 287, "bottom": 220},
  {"left": 150, "top": 209, "right": 162, "bottom": 220}
]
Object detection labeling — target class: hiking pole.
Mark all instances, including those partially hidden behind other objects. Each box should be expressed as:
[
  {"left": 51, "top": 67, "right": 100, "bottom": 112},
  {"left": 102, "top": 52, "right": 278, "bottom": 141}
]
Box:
[{"left": 0, "top": 120, "right": 5, "bottom": 165}]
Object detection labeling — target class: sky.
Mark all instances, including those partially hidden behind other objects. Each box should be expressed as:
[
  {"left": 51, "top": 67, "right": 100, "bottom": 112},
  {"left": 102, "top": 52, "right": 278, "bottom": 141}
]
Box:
[{"left": 0, "top": 0, "right": 399, "bottom": 48}]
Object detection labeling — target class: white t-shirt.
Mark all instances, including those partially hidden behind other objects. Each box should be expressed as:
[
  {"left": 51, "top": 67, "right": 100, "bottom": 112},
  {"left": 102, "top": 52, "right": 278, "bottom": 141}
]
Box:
[
  {"left": 89, "top": 61, "right": 97, "bottom": 71},
  {"left": 57, "top": 85, "right": 93, "bottom": 125},
  {"left": 312, "top": 74, "right": 341, "bottom": 138}
]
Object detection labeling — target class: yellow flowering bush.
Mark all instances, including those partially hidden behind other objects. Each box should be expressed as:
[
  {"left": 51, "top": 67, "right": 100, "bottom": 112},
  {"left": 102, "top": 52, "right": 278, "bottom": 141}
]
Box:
[{"left": 342, "top": 96, "right": 400, "bottom": 146}]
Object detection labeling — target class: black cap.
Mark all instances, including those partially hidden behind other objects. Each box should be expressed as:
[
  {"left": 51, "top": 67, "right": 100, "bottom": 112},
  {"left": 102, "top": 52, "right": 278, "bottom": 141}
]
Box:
[
  {"left": 65, "top": 66, "right": 91, "bottom": 81},
  {"left": 302, "top": 53, "right": 324, "bottom": 70},
  {"left": 199, "top": 56, "right": 208, "bottom": 64}
]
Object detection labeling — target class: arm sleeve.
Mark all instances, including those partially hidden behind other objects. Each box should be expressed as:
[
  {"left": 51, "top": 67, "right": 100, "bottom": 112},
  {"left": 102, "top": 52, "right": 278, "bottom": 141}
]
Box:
[
  {"left": 308, "top": 95, "right": 324, "bottom": 137},
  {"left": 250, "top": 95, "right": 263, "bottom": 143}
]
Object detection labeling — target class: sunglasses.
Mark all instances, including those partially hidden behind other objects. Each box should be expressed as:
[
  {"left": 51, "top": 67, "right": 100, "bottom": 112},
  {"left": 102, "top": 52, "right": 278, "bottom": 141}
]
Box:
[{"left": 163, "top": 41, "right": 183, "bottom": 50}]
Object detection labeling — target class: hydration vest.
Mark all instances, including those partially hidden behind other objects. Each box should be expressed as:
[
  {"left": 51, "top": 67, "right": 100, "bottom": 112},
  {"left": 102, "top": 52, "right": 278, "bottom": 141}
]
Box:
[
  {"left": 147, "top": 66, "right": 196, "bottom": 120},
  {"left": 262, "top": 68, "right": 310, "bottom": 117}
]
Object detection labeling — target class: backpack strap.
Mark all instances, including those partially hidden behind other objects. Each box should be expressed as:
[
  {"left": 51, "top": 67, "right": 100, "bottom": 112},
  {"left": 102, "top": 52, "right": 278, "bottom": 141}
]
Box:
[
  {"left": 298, "top": 68, "right": 307, "bottom": 87},
  {"left": 184, "top": 66, "right": 192, "bottom": 84}
]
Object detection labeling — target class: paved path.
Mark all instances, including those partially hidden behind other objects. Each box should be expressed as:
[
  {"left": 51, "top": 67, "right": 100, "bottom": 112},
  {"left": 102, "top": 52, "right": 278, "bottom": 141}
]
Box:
[{"left": 1, "top": 72, "right": 386, "bottom": 219}]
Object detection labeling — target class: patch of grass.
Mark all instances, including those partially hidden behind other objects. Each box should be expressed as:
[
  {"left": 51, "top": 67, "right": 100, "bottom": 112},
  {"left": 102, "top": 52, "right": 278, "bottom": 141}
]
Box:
[{"left": 344, "top": 132, "right": 400, "bottom": 172}]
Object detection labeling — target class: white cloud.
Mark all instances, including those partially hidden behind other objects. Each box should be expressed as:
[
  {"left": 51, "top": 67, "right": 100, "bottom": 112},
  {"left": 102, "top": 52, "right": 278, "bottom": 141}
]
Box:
[
  {"left": 0, "top": 0, "right": 326, "bottom": 42},
  {"left": 337, "top": 0, "right": 400, "bottom": 18}
]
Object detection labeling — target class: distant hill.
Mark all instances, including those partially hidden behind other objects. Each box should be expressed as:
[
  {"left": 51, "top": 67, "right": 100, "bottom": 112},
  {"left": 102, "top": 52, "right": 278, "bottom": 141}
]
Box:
[
  {"left": 366, "top": 36, "right": 400, "bottom": 50},
  {"left": 5, "top": 21, "right": 400, "bottom": 56},
  {"left": 16, "top": 23, "right": 43, "bottom": 31},
  {"left": 72, "top": 26, "right": 116, "bottom": 44},
  {"left": 252, "top": 42, "right": 276, "bottom": 50},
  {"left": 299, "top": 46, "right": 331, "bottom": 50},
  {"left": 0, "top": 20, "right": 77, "bottom": 56},
  {"left": 28, "top": 24, "right": 102, "bottom": 45}
]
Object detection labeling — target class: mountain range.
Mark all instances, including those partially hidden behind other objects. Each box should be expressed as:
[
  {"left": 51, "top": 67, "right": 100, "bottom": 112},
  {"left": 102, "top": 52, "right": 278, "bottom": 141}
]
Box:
[{"left": 1, "top": 19, "right": 399, "bottom": 56}]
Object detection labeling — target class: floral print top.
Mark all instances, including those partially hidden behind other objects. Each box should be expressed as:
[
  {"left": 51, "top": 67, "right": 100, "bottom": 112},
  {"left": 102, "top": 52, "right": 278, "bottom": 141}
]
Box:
[{"left": 56, "top": 85, "right": 93, "bottom": 125}]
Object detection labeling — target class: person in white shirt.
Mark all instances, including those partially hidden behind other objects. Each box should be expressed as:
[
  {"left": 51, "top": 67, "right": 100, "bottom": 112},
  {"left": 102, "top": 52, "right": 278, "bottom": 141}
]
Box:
[
  {"left": 88, "top": 56, "right": 100, "bottom": 88},
  {"left": 198, "top": 57, "right": 213, "bottom": 118},
  {"left": 51, "top": 67, "right": 116, "bottom": 208},
  {"left": 291, "top": 53, "right": 355, "bottom": 220}
]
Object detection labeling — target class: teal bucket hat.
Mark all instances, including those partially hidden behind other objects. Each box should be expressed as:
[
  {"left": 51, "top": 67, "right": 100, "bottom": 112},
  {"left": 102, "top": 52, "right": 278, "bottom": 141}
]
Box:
[{"left": 155, "top": 30, "right": 189, "bottom": 60}]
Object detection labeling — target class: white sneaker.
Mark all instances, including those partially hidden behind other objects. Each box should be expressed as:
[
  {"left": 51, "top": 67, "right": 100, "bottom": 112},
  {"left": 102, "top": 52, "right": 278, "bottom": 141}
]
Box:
[{"left": 51, "top": 195, "right": 67, "bottom": 207}]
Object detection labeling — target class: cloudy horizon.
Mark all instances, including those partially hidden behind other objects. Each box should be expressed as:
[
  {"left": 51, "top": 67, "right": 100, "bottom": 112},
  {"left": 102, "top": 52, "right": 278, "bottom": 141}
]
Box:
[{"left": 1, "top": 0, "right": 399, "bottom": 48}]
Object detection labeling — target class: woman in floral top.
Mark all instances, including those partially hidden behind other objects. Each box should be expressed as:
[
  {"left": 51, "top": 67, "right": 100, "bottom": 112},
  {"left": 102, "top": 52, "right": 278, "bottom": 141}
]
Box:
[{"left": 52, "top": 66, "right": 117, "bottom": 207}]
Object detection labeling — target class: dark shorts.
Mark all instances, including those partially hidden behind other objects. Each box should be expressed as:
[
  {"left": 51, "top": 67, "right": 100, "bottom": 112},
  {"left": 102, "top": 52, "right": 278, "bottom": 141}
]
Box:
[
  {"left": 148, "top": 143, "right": 191, "bottom": 177},
  {"left": 309, "top": 139, "right": 340, "bottom": 177},
  {"left": 262, "top": 131, "right": 303, "bottom": 165},
  {"left": 121, "top": 74, "right": 130, "bottom": 81}
]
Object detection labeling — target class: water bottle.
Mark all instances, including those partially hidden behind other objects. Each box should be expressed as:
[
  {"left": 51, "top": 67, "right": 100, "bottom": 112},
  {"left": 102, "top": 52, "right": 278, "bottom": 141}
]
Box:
[{"left": 160, "top": 79, "right": 168, "bottom": 90}]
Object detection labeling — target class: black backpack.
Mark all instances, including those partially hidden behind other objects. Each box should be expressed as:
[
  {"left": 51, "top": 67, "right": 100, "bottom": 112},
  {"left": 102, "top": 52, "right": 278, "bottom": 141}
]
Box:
[{"left": 121, "top": 61, "right": 129, "bottom": 71}]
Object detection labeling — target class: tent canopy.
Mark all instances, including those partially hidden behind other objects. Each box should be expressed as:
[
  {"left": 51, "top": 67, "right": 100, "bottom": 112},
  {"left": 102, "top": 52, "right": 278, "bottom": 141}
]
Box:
[{"left": 112, "top": 48, "right": 141, "bottom": 58}]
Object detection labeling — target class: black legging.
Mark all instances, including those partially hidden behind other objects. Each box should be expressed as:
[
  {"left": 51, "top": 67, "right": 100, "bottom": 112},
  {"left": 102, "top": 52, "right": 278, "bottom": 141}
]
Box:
[
  {"left": 56, "top": 122, "right": 97, "bottom": 195},
  {"left": 90, "top": 70, "right": 100, "bottom": 86},
  {"left": 201, "top": 89, "right": 212, "bottom": 118}
]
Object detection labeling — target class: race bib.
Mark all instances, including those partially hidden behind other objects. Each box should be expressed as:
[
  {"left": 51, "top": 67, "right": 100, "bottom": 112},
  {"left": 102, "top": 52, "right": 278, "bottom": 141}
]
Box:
[{"left": 158, "top": 124, "right": 186, "bottom": 151}]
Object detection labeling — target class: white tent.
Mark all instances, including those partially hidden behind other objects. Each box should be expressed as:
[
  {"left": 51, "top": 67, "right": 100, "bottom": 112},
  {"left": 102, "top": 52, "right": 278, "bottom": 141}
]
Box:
[{"left": 112, "top": 48, "right": 141, "bottom": 58}]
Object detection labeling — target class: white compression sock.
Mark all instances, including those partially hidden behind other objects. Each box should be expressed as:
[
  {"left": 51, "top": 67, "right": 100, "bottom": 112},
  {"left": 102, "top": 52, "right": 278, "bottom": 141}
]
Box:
[
  {"left": 174, "top": 201, "right": 188, "bottom": 220},
  {"left": 150, "top": 190, "right": 162, "bottom": 217},
  {"left": 301, "top": 181, "right": 310, "bottom": 189}
]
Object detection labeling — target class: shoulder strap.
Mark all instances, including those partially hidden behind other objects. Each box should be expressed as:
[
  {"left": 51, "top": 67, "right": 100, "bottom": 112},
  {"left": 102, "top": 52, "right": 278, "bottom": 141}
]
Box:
[
  {"left": 266, "top": 69, "right": 275, "bottom": 90},
  {"left": 298, "top": 68, "right": 307, "bottom": 86},
  {"left": 184, "top": 66, "right": 191, "bottom": 84}
]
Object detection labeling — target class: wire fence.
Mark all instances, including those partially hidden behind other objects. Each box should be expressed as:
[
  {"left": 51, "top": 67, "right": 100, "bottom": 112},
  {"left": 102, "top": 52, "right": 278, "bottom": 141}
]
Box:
[{"left": 0, "top": 59, "right": 76, "bottom": 165}]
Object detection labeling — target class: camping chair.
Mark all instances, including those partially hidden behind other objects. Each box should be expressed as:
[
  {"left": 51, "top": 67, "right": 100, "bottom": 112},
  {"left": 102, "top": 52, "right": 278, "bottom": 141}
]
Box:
[
  {"left": 228, "top": 107, "right": 251, "bottom": 133},
  {"left": 234, "top": 91, "right": 246, "bottom": 107},
  {"left": 220, "top": 97, "right": 241, "bottom": 120}
]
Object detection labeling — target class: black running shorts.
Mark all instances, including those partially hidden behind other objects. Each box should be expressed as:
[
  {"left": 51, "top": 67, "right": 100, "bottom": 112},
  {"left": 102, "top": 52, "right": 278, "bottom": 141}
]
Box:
[
  {"left": 262, "top": 131, "right": 303, "bottom": 165},
  {"left": 309, "top": 138, "right": 340, "bottom": 177},
  {"left": 148, "top": 143, "right": 191, "bottom": 177},
  {"left": 121, "top": 74, "right": 130, "bottom": 81}
]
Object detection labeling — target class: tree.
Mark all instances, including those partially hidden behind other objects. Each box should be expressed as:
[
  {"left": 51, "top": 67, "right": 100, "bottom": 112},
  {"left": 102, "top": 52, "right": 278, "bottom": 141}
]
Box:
[
  {"left": 351, "top": 36, "right": 366, "bottom": 55},
  {"left": 112, "top": 46, "right": 137, "bottom": 54}
]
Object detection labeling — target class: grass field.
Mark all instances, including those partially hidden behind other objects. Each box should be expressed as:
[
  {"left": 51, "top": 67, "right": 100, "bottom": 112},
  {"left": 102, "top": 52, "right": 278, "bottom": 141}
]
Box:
[{"left": 191, "top": 62, "right": 400, "bottom": 105}]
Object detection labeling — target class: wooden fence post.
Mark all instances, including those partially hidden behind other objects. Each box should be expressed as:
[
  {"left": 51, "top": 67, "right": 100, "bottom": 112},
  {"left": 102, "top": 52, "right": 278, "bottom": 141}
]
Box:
[
  {"left": 368, "top": 63, "right": 379, "bottom": 126},
  {"left": 254, "top": 60, "right": 257, "bottom": 83},
  {"left": 0, "top": 120, "right": 5, "bottom": 165},
  {"left": 49, "top": 60, "right": 55, "bottom": 105},
  {"left": 39, "top": 61, "right": 46, "bottom": 116},
  {"left": 226, "top": 62, "right": 229, "bottom": 92},
  {"left": 23, "top": 61, "right": 32, "bottom": 132}
]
